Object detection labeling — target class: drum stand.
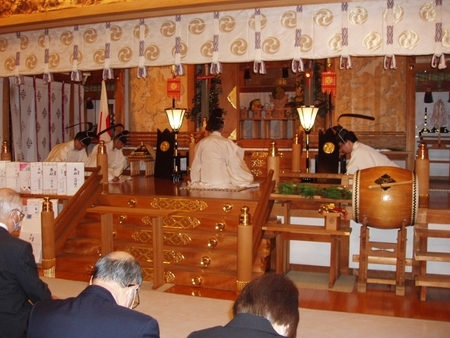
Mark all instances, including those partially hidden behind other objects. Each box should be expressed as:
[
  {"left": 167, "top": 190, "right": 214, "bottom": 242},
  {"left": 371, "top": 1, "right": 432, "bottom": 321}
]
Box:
[{"left": 357, "top": 216, "right": 408, "bottom": 296}]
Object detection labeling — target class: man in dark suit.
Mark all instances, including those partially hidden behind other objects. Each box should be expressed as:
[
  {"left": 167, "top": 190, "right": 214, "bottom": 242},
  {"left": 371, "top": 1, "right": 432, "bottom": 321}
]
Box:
[
  {"left": 27, "top": 251, "right": 160, "bottom": 338},
  {"left": 188, "top": 273, "right": 300, "bottom": 338},
  {"left": 0, "top": 188, "right": 52, "bottom": 338}
]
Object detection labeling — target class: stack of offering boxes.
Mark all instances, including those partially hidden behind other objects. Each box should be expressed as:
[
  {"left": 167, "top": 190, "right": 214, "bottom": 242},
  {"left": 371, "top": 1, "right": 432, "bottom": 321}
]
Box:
[{"left": 0, "top": 161, "right": 85, "bottom": 196}]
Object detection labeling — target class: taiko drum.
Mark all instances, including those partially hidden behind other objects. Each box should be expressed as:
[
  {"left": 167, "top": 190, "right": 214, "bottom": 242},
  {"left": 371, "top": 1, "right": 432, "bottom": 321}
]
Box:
[{"left": 352, "top": 166, "right": 418, "bottom": 229}]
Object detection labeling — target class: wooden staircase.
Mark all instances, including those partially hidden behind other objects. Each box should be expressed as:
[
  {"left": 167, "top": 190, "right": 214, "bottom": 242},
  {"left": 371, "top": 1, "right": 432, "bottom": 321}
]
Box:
[{"left": 50, "top": 170, "right": 276, "bottom": 291}]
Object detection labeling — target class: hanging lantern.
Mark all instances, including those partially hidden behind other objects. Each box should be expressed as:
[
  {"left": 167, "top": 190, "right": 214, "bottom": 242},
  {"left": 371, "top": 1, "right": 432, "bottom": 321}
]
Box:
[
  {"left": 322, "top": 71, "right": 337, "bottom": 97},
  {"left": 424, "top": 86, "right": 433, "bottom": 103},
  {"left": 167, "top": 78, "right": 181, "bottom": 101}
]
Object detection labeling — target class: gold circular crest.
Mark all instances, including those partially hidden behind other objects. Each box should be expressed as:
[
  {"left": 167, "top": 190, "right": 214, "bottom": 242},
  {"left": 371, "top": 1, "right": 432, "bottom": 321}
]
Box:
[
  {"left": 323, "top": 142, "right": 335, "bottom": 154},
  {"left": 160, "top": 141, "right": 170, "bottom": 152}
]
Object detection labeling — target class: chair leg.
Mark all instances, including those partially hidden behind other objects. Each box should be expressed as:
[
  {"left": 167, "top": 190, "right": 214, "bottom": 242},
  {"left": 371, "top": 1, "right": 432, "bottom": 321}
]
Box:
[
  {"left": 395, "top": 221, "right": 407, "bottom": 296},
  {"left": 357, "top": 218, "right": 369, "bottom": 293}
]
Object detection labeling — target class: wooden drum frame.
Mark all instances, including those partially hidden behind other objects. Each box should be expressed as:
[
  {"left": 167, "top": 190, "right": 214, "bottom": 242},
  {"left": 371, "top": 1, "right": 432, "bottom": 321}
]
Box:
[{"left": 352, "top": 166, "right": 419, "bottom": 229}]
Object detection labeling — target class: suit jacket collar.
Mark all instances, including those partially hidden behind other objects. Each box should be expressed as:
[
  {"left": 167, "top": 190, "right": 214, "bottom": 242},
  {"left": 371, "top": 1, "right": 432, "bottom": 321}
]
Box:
[
  {"left": 82, "top": 284, "right": 117, "bottom": 304},
  {"left": 226, "top": 313, "right": 283, "bottom": 336}
]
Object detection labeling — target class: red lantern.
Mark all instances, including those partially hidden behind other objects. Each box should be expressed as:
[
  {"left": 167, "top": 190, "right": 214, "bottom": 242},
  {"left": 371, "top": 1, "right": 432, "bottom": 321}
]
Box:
[
  {"left": 167, "top": 78, "right": 181, "bottom": 101},
  {"left": 321, "top": 72, "right": 337, "bottom": 97}
]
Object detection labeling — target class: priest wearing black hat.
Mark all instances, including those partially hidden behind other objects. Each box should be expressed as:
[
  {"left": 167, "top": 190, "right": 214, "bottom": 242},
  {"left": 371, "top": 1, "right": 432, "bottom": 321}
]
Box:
[
  {"left": 85, "top": 126, "right": 130, "bottom": 182},
  {"left": 335, "top": 127, "right": 398, "bottom": 174},
  {"left": 189, "top": 108, "right": 254, "bottom": 189},
  {"left": 45, "top": 130, "right": 95, "bottom": 163}
]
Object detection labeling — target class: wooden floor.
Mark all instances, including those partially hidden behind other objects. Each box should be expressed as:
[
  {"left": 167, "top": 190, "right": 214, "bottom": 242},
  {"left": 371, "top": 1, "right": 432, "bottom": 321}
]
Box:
[{"left": 164, "top": 274, "right": 450, "bottom": 322}]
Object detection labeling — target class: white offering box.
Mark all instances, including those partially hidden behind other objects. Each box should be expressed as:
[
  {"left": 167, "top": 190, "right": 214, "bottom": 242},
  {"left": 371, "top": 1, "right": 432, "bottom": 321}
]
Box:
[
  {"left": 66, "top": 162, "right": 85, "bottom": 196},
  {"left": 0, "top": 161, "right": 6, "bottom": 189},
  {"left": 19, "top": 213, "right": 42, "bottom": 264},
  {"left": 56, "top": 162, "right": 67, "bottom": 195},
  {"left": 19, "top": 162, "right": 31, "bottom": 194},
  {"left": 6, "top": 162, "right": 20, "bottom": 192},
  {"left": 26, "top": 198, "right": 59, "bottom": 217},
  {"left": 43, "top": 162, "right": 58, "bottom": 195},
  {"left": 30, "top": 162, "right": 43, "bottom": 195}
]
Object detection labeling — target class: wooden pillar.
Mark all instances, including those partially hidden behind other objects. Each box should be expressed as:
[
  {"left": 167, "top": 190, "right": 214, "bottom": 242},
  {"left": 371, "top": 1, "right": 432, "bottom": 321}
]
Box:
[
  {"left": 97, "top": 140, "right": 109, "bottom": 189},
  {"left": 237, "top": 206, "right": 252, "bottom": 292},
  {"left": 100, "top": 213, "right": 114, "bottom": 255},
  {"left": 41, "top": 197, "right": 56, "bottom": 277}
]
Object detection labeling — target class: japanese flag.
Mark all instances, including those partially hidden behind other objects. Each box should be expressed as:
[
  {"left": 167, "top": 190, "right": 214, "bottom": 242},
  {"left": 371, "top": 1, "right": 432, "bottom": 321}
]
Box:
[{"left": 97, "top": 80, "right": 111, "bottom": 142}]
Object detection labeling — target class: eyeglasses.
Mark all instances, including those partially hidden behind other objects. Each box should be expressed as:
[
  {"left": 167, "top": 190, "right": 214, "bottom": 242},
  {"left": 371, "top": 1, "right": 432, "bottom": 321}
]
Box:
[
  {"left": 127, "top": 285, "right": 140, "bottom": 309},
  {"left": 11, "top": 209, "right": 25, "bottom": 221}
]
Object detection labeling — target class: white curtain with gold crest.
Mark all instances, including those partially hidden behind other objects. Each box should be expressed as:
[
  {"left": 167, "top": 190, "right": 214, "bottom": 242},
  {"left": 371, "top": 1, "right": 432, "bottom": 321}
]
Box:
[{"left": 0, "top": 1, "right": 449, "bottom": 79}]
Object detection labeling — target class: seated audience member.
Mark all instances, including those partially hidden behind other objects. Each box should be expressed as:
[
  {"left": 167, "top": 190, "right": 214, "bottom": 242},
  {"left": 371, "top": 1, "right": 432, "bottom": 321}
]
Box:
[
  {"left": 335, "top": 127, "right": 399, "bottom": 174},
  {"left": 45, "top": 130, "right": 95, "bottom": 163},
  {"left": 27, "top": 251, "right": 159, "bottom": 338},
  {"left": 188, "top": 273, "right": 300, "bottom": 338},
  {"left": 0, "top": 188, "right": 52, "bottom": 338},
  {"left": 85, "top": 126, "right": 129, "bottom": 182},
  {"left": 189, "top": 108, "right": 254, "bottom": 189}
]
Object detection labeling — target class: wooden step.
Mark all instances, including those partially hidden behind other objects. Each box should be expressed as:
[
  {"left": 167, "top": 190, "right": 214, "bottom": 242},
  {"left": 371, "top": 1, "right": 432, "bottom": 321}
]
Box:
[
  {"left": 415, "top": 228, "right": 450, "bottom": 239},
  {"left": 415, "top": 251, "right": 450, "bottom": 262},
  {"left": 416, "top": 274, "right": 450, "bottom": 288}
]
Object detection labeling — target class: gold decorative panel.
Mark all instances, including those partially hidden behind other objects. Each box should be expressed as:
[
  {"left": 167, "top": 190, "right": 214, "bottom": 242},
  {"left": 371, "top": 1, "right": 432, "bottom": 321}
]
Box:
[
  {"left": 164, "top": 250, "right": 185, "bottom": 264},
  {"left": 163, "top": 216, "right": 201, "bottom": 229},
  {"left": 150, "top": 198, "right": 208, "bottom": 211},
  {"left": 250, "top": 151, "right": 267, "bottom": 177},
  {"left": 126, "top": 247, "right": 185, "bottom": 264},
  {"left": 164, "top": 232, "right": 192, "bottom": 246},
  {"left": 141, "top": 267, "right": 154, "bottom": 281},
  {"left": 131, "top": 230, "right": 152, "bottom": 243},
  {"left": 164, "top": 271, "right": 176, "bottom": 284},
  {"left": 131, "top": 229, "right": 192, "bottom": 246}
]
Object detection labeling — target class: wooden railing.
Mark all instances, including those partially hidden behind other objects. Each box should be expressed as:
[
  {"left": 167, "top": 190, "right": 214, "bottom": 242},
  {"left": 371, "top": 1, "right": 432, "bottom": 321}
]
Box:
[{"left": 251, "top": 169, "right": 275, "bottom": 260}]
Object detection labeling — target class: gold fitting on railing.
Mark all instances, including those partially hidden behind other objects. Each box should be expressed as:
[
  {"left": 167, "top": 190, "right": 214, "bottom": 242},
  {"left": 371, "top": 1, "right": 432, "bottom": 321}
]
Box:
[
  {"left": 191, "top": 276, "right": 202, "bottom": 286},
  {"left": 236, "top": 280, "right": 250, "bottom": 292},
  {"left": 128, "top": 199, "right": 137, "bottom": 208},
  {"left": 207, "top": 238, "right": 218, "bottom": 247},
  {"left": 239, "top": 206, "right": 251, "bottom": 226},
  {"left": 268, "top": 141, "right": 278, "bottom": 157},
  {"left": 118, "top": 215, "right": 127, "bottom": 224},
  {"left": 417, "top": 142, "right": 429, "bottom": 160},
  {"left": 222, "top": 203, "right": 232, "bottom": 212},
  {"left": 215, "top": 222, "right": 225, "bottom": 232},
  {"left": 98, "top": 140, "right": 107, "bottom": 154},
  {"left": 2, "top": 141, "right": 9, "bottom": 153},
  {"left": 200, "top": 256, "right": 211, "bottom": 267},
  {"left": 42, "top": 196, "right": 53, "bottom": 212}
]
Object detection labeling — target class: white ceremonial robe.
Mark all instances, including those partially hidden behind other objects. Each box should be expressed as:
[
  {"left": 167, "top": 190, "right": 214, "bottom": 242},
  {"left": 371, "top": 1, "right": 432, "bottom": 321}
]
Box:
[
  {"left": 85, "top": 140, "right": 127, "bottom": 181},
  {"left": 346, "top": 141, "right": 399, "bottom": 175},
  {"left": 45, "top": 140, "right": 88, "bottom": 163},
  {"left": 189, "top": 131, "right": 254, "bottom": 189}
]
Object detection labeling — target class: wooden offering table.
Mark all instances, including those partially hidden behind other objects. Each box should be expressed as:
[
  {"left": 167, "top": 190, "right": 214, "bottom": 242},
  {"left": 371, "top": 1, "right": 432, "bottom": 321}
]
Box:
[{"left": 263, "top": 219, "right": 351, "bottom": 288}]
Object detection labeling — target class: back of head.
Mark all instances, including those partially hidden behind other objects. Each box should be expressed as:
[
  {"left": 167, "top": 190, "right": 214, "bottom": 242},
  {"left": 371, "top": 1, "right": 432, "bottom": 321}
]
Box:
[
  {"left": 205, "top": 108, "right": 224, "bottom": 132},
  {"left": 233, "top": 273, "right": 299, "bottom": 338},
  {"left": 334, "top": 127, "right": 358, "bottom": 145},
  {"left": 0, "top": 188, "right": 22, "bottom": 219},
  {"left": 114, "top": 130, "right": 130, "bottom": 145},
  {"left": 92, "top": 251, "right": 143, "bottom": 287},
  {"left": 75, "top": 130, "right": 95, "bottom": 147}
]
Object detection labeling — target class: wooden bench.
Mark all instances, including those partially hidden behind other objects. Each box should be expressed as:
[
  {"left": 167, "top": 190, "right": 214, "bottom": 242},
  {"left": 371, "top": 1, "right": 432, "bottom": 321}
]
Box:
[{"left": 262, "top": 222, "right": 352, "bottom": 288}]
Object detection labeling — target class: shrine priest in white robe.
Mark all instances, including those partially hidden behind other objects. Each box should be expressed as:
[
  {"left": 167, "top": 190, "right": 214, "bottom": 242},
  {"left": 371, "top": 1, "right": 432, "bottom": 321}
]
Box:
[
  {"left": 189, "top": 108, "right": 254, "bottom": 189},
  {"left": 45, "top": 131, "right": 94, "bottom": 163},
  {"left": 86, "top": 130, "right": 129, "bottom": 182}
]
